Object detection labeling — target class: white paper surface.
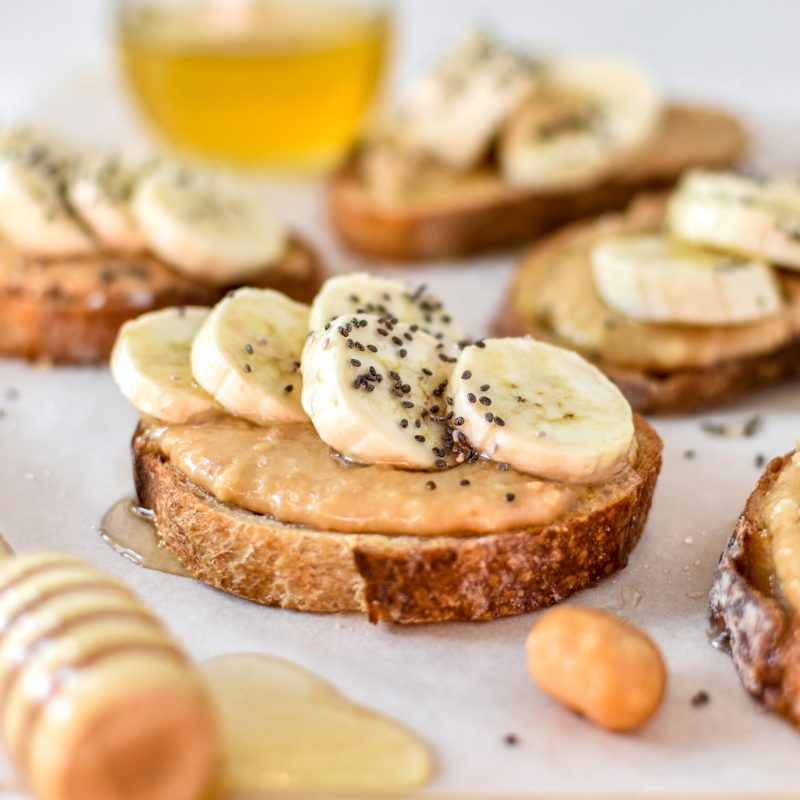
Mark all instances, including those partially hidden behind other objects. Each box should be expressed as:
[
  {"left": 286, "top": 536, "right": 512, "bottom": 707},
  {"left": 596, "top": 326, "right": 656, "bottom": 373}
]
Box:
[
  {"left": 2, "top": 2, "right": 800, "bottom": 793},
  {"left": 2, "top": 183, "right": 800, "bottom": 796}
]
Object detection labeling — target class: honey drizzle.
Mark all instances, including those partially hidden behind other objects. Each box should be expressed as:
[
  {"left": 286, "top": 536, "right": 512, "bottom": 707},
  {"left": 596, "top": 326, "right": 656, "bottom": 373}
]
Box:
[
  {"left": 100, "top": 498, "right": 190, "bottom": 577},
  {"left": 200, "top": 653, "right": 433, "bottom": 795}
]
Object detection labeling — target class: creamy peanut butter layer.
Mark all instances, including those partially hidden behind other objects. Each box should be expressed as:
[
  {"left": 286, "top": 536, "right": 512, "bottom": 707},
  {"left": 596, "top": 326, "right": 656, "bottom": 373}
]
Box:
[
  {"left": 0, "top": 236, "right": 201, "bottom": 309},
  {"left": 146, "top": 414, "right": 643, "bottom": 537},
  {"left": 513, "top": 197, "right": 800, "bottom": 371},
  {"left": 0, "top": 235, "right": 312, "bottom": 308},
  {"left": 764, "top": 451, "right": 800, "bottom": 612}
]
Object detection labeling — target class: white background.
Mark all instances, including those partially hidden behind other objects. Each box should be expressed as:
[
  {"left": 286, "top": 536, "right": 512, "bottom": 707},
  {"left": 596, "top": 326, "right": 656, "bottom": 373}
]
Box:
[{"left": 1, "top": 1, "right": 800, "bottom": 796}]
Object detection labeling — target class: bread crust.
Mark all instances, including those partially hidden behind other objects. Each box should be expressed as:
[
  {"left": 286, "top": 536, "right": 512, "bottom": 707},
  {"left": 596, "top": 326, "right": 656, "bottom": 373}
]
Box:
[
  {"left": 132, "top": 415, "right": 662, "bottom": 624},
  {"left": 709, "top": 452, "right": 800, "bottom": 728},
  {"left": 493, "top": 303, "right": 800, "bottom": 415},
  {"left": 0, "top": 236, "right": 323, "bottom": 364},
  {"left": 328, "top": 104, "right": 747, "bottom": 261}
]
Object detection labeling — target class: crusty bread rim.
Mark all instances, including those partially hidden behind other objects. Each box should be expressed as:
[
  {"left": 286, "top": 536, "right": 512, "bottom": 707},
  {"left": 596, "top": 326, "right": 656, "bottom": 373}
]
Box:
[
  {"left": 133, "top": 415, "right": 662, "bottom": 624},
  {"left": 710, "top": 452, "right": 800, "bottom": 728},
  {"left": 491, "top": 194, "right": 800, "bottom": 414},
  {"left": 327, "top": 104, "right": 748, "bottom": 261},
  {"left": 493, "top": 303, "right": 800, "bottom": 415}
]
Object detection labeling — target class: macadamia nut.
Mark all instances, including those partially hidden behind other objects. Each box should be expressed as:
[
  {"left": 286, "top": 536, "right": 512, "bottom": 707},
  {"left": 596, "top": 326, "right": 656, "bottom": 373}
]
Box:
[{"left": 525, "top": 605, "right": 666, "bottom": 731}]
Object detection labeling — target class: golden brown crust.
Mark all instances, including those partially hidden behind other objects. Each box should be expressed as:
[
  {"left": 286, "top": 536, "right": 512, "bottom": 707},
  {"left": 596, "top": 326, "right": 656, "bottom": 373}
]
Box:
[
  {"left": 709, "top": 453, "right": 800, "bottom": 729},
  {"left": 0, "top": 236, "right": 323, "bottom": 364},
  {"left": 327, "top": 104, "right": 747, "bottom": 261},
  {"left": 132, "top": 415, "right": 662, "bottom": 624},
  {"left": 493, "top": 301, "right": 800, "bottom": 415}
]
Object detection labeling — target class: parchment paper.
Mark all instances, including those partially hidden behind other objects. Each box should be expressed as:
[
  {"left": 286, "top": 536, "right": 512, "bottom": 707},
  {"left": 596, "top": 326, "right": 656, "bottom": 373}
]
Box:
[{"left": 1, "top": 49, "right": 800, "bottom": 798}]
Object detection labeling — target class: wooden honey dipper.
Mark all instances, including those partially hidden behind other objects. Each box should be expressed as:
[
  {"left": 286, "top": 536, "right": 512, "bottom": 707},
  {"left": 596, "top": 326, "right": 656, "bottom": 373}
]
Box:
[{"left": 0, "top": 545, "right": 217, "bottom": 800}]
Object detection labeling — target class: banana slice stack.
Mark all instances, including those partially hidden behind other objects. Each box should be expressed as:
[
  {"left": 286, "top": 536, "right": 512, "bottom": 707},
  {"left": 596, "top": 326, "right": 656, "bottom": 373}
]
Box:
[
  {"left": 499, "top": 56, "right": 661, "bottom": 191},
  {"left": 0, "top": 127, "right": 288, "bottom": 284},
  {"left": 376, "top": 30, "right": 663, "bottom": 192},
  {"left": 394, "top": 30, "right": 542, "bottom": 171},
  {"left": 113, "top": 273, "right": 636, "bottom": 484},
  {"left": 590, "top": 170, "right": 800, "bottom": 328}
]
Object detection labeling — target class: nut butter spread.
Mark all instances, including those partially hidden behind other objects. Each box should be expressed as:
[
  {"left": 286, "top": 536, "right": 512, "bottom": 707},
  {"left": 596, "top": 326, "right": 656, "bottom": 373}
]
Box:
[
  {"left": 0, "top": 235, "right": 202, "bottom": 309},
  {"left": 146, "top": 414, "right": 642, "bottom": 536},
  {"left": 513, "top": 197, "right": 800, "bottom": 371},
  {"left": 0, "top": 234, "right": 312, "bottom": 308},
  {"left": 764, "top": 450, "right": 800, "bottom": 611}
]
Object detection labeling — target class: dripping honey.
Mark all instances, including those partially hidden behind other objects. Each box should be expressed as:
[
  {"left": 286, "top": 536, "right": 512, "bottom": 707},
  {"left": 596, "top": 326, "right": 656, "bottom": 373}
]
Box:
[{"left": 202, "top": 654, "right": 433, "bottom": 793}]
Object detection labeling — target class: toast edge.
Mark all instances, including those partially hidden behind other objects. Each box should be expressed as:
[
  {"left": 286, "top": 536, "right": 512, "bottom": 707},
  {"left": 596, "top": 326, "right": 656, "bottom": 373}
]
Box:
[
  {"left": 131, "top": 415, "right": 662, "bottom": 624},
  {"left": 0, "top": 236, "right": 324, "bottom": 364},
  {"left": 327, "top": 104, "right": 748, "bottom": 262},
  {"left": 709, "top": 452, "right": 800, "bottom": 728}
]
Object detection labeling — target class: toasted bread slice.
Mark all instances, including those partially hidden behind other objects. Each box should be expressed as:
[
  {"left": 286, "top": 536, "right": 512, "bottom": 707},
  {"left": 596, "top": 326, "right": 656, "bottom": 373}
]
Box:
[
  {"left": 710, "top": 451, "right": 800, "bottom": 728},
  {"left": 0, "top": 236, "right": 322, "bottom": 364},
  {"left": 492, "top": 196, "right": 800, "bottom": 414},
  {"left": 132, "top": 414, "right": 662, "bottom": 624},
  {"left": 495, "top": 304, "right": 800, "bottom": 415},
  {"left": 328, "top": 104, "right": 747, "bottom": 261}
]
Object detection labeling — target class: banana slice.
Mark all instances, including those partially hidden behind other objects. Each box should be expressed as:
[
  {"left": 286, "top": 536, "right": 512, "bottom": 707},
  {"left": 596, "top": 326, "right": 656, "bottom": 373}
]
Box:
[
  {"left": 667, "top": 171, "right": 800, "bottom": 270},
  {"left": 500, "top": 57, "right": 661, "bottom": 191},
  {"left": 0, "top": 127, "right": 95, "bottom": 256},
  {"left": 452, "top": 338, "right": 633, "bottom": 483},
  {"left": 132, "top": 164, "right": 288, "bottom": 284},
  {"left": 591, "top": 234, "right": 782, "bottom": 325},
  {"left": 69, "top": 154, "right": 151, "bottom": 252},
  {"left": 111, "top": 307, "right": 216, "bottom": 423},
  {"left": 191, "top": 288, "right": 308, "bottom": 425},
  {"left": 301, "top": 313, "right": 457, "bottom": 468},
  {"left": 395, "top": 30, "right": 541, "bottom": 170},
  {"left": 309, "top": 272, "right": 467, "bottom": 342}
]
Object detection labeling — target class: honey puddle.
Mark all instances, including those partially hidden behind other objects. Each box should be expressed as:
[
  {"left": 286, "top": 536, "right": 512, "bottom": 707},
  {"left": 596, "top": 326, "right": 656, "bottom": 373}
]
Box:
[
  {"left": 98, "top": 505, "right": 433, "bottom": 791},
  {"left": 100, "top": 497, "right": 189, "bottom": 577},
  {"left": 201, "top": 654, "right": 433, "bottom": 795}
]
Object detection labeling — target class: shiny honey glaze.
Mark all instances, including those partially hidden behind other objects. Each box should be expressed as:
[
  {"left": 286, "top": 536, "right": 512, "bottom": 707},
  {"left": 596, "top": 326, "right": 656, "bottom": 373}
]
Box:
[
  {"left": 98, "top": 505, "right": 434, "bottom": 792},
  {"left": 202, "top": 653, "right": 432, "bottom": 794},
  {"left": 118, "top": 0, "right": 391, "bottom": 169},
  {"left": 100, "top": 498, "right": 189, "bottom": 577}
]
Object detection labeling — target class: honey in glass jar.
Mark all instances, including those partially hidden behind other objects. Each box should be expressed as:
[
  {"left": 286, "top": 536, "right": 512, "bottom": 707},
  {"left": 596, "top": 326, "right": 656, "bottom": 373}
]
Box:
[{"left": 117, "top": 0, "right": 391, "bottom": 169}]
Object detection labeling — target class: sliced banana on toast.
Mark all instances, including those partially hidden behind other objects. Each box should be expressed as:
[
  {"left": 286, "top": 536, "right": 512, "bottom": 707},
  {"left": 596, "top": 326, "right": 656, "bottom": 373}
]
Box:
[
  {"left": 591, "top": 234, "right": 782, "bottom": 325},
  {"left": 667, "top": 170, "right": 800, "bottom": 270},
  {"left": 69, "top": 154, "right": 151, "bottom": 252},
  {"left": 132, "top": 163, "right": 288, "bottom": 284},
  {"left": 452, "top": 338, "right": 634, "bottom": 483},
  {"left": 394, "top": 30, "right": 541, "bottom": 170},
  {"left": 111, "top": 307, "right": 217, "bottom": 423},
  {"left": 309, "top": 272, "right": 467, "bottom": 342},
  {"left": 302, "top": 313, "right": 457, "bottom": 469},
  {"left": 191, "top": 288, "right": 308, "bottom": 424},
  {"left": 500, "top": 57, "right": 662, "bottom": 191},
  {"left": 0, "top": 127, "right": 95, "bottom": 256}
]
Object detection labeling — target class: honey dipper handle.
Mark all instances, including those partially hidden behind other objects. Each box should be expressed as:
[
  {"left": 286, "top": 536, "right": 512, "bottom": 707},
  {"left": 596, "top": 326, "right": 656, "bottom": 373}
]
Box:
[{"left": 0, "top": 552, "right": 218, "bottom": 800}]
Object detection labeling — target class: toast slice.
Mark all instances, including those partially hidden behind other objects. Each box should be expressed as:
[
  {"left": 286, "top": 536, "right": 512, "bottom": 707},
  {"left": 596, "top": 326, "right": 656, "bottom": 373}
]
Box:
[
  {"left": 0, "top": 236, "right": 323, "bottom": 364},
  {"left": 710, "top": 451, "right": 800, "bottom": 728},
  {"left": 132, "top": 414, "right": 662, "bottom": 624},
  {"left": 492, "top": 195, "right": 800, "bottom": 414},
  {"left": 328, "top": 104, "right": 747, "bottom": 261},
  {"left": 495, "top": 304, "right": 800, "bottom": 415}
]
